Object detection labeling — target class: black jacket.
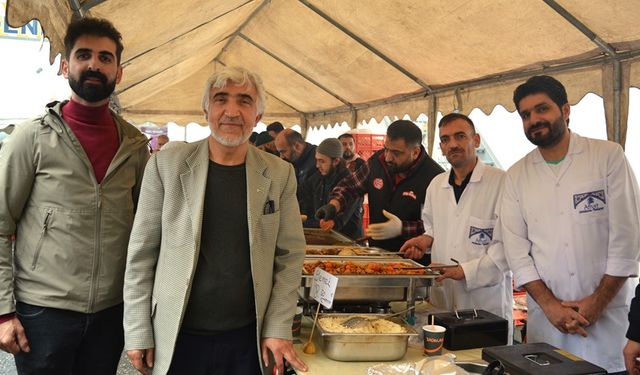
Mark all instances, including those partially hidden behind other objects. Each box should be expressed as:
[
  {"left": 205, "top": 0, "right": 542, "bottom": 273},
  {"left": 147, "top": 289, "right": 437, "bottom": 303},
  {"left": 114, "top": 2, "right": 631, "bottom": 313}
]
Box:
[
  {"left": 293, "top": 143, "right": 317, "bottom": 201},
  {"left": 300, "top": 166, "right": 363, "bottom": 239}
]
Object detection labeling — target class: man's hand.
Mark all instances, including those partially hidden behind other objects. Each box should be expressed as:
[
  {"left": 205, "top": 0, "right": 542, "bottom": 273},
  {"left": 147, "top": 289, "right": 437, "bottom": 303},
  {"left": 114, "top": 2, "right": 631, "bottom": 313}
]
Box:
[
  {"left": 0, "top": 317, "right": 29, "bottom": 354},
  {"left": 366, "top": 210, "right": 402, "bottom": 240},
  {"left": 315, "top": 203, "right": 337, "bottom": 221},
  {"left": 300, "top": 214, "right": 307, "bottom": 222},
  {"left": 623, "top": 339, "right": 640, "bottom": 375},
  {"left": 319, "top": 219, "right": 335, "bottom": 232},
  {"left": 261, "top": 338, "right": 308, "bottom": 374},
  {"left": 561, "top": 275, "right": 626, "bottom": 327},
  {"left": 541, "top": 300, "right": 590, "bottom": 336},
  {"left": 400, "top": 235, "right": 431, "bottom": 260},
  {"left": 127, "top": 348, "right": 154, "bottom": 375},
  {"left": 432, "top": 265, "right": 465, "bottom": 282},
  {"left": 561, "top": 294, "right": 605, "bottom": 326}
]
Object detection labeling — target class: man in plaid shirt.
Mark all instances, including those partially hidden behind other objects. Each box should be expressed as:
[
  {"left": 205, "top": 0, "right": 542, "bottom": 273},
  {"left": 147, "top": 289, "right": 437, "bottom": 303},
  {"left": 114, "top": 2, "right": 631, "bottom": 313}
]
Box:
[{"left": 316, "top": 120, "right": 443, "bottom": 254}]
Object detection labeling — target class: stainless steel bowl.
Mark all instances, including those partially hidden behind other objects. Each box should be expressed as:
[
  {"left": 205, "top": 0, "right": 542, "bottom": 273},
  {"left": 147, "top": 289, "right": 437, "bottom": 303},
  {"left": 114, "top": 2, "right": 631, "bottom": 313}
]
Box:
[{"left": 316, "top": 314, "right": 418, "bottom": 362}]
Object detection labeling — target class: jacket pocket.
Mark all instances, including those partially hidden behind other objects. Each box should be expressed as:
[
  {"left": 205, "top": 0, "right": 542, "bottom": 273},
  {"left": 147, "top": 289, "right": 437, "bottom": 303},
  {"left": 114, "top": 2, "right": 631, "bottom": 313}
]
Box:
[
  {"left": 31, "top": 209, "right": 53, "bottom": 270},
  {"left": 571, "top": 178, "right": 608, "bottom": 224},
  {"left": 467, "top": 216, "right": 496, "bottom": 256}
]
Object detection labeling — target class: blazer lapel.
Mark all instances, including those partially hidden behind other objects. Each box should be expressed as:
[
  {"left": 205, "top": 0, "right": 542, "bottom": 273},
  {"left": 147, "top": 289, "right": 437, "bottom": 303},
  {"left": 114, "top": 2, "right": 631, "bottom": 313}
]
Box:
[
  {"left": 246, "top": 147, "right": 272, "bottom": 248},
  {"left": 180, "top": 140, "right": 210, "bottom": 248}
]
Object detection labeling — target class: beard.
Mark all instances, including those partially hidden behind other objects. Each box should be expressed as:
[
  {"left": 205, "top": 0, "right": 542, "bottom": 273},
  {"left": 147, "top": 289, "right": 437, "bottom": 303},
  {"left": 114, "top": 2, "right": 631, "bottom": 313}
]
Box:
[
  {"left": 386, "top": 161, "right": 410, "bottom": 175},
  {"left": 526, "top": 116, "right": 566, "bottom": 148},
  {"left": 211, "top": 126, "right": 252, "bottom": 147},
  {"left": 445, "top": 148, "right": 467, "bottom": 168},
  {"left": 68, "top": 70, "right": 116, "bottom": 103},
  {"left": 343, "top": 149, "right": 354, "bottom": 159}
]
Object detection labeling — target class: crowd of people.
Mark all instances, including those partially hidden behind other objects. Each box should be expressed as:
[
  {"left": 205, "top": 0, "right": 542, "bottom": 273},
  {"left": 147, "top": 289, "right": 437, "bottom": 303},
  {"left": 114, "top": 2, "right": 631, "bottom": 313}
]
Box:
[{"left": 0, "top": 16, "right": 640, "bottom": 375}]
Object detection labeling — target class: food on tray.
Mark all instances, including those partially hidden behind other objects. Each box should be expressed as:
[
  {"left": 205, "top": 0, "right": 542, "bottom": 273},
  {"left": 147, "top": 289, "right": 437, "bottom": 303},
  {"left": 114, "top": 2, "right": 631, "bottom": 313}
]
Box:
[
  {"left": 319, "top": 315, "right": 407, "bottom": 334},
  {"left": 303, "top": 230, "right": 352, "bottom": 246},
  {"left": 302, "top": 260, "right": 426, "bottom": 275},
  {"left": 305, "top": 247, "right": 359, "bottom": 256}
]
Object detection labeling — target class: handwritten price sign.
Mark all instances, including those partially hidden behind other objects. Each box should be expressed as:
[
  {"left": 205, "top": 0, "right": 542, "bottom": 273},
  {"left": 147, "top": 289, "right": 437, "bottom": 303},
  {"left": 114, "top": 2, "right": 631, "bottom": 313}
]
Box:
[{"left": 309, "top": 268, "right": 339, "bottom": 309}]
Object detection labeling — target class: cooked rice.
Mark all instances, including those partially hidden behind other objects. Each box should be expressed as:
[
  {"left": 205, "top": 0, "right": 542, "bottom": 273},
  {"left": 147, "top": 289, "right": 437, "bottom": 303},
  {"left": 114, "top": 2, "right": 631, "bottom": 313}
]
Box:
[{"left": 319, "top": 315, "right": 407, "bottom": 334}]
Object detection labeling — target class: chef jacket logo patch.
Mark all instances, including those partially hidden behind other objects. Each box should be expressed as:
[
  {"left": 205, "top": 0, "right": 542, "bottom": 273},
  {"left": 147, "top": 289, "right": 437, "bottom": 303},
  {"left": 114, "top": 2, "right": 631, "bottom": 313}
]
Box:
[
  {"left": 469, "top": 226, "right": 493, "bottom": 246},
  {"left": 573, "top": 189, "right": 606, "bottom": 213},
  {"left": 402, "top": 190, "right": 417, "bottom": 200},
  {"left": 373, "top": 178, "right": 384, "bottom": 190}
]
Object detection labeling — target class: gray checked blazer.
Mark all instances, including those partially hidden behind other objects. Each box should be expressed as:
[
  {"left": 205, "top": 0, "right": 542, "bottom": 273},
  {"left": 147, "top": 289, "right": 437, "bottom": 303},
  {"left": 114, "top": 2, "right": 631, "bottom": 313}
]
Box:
[{"left": 123, "top": 139, "right": 305, "bottom": 375}]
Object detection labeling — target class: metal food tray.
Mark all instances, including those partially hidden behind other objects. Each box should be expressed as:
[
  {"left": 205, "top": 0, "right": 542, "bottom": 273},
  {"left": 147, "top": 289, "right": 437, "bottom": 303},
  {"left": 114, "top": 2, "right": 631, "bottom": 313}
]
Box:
[
  {"left": 301, "top": 258, "right": 439, "bottom": 279},
  {"left": 300, "top": 258, "right": 435, "bottom": 302},
  {"left": 305, "top": 245, "right": 401, "bottom": 258},
  {"left": 303, "top": 228, "right": 354, "bottom": 246},
  {"left": 317, "top": 313, "right": 417, "bottom": 361}
]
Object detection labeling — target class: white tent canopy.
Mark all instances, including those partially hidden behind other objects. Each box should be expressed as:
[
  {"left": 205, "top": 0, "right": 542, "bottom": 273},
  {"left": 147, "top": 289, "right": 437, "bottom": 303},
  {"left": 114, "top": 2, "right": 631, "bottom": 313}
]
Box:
[{"left": 6, "top": 0, "right": 640, "bottom": 151}]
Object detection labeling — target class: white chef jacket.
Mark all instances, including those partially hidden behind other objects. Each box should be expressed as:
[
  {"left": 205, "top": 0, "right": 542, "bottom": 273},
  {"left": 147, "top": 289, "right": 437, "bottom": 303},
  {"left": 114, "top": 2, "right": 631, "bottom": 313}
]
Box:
[
  {"left": 424, "top": 161, "right": 513, "bottom": 335},
  {"left": 501, "top": 131, "right": 640, "bottom": 372}
]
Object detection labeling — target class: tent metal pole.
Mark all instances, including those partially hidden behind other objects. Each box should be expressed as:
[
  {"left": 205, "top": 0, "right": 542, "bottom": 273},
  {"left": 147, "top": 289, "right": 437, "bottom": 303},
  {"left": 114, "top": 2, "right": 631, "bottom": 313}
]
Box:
[
  {"left": 68, "top": 0, "right": 85, "bottom": 18},
  {"left": 298, "top": 0, "right": 433, "bottom": 94},
  {"left": 238, "top": 34, "right": 352, "bottom": 106},
  {"left": 306, "top": 51, "right": 640, "bottom": 118},
  {"left": 543, "top": 0, "right": 621, "bottom": 143}
]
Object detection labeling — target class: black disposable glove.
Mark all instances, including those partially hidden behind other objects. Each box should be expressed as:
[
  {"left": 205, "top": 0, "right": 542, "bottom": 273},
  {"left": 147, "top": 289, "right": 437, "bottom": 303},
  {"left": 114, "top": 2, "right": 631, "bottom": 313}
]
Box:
[{"left": 315, "top": 203, "right": 337, "bottom": 220}]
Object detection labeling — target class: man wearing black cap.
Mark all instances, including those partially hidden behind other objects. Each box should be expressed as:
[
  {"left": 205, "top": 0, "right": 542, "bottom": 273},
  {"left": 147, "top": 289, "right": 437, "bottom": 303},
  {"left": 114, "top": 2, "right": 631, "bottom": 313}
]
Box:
[
  {"left": 300, "top": 138, "right": 363, "bottom": 239},
  {"left": 502, "top": 75, "right": 640, "bottom": 374},
  {"left": 266, "top": 121, "right": 284, "bottom": 138},
  {"left": 316, "top": 120, "right": 443, "bottom": 253}
]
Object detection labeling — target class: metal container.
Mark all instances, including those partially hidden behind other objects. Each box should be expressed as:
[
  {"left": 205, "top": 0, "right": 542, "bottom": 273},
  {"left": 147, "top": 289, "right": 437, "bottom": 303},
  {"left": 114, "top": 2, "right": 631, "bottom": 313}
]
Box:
[
  {"left": 317, "top": 314, "right": 418, "bottom": 361},
  {"left": 300, "top": 258, "right": 436, "bottom": 302},
  {"left": 305, "top": 245, "right": 401, "bottom": 258},
  {"left": 303, "top": 228, "right": 354, "bottom": 245}
]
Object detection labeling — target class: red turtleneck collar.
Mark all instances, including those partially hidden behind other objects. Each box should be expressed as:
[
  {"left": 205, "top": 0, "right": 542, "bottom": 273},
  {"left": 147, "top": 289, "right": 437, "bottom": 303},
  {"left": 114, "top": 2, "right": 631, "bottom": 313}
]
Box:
[{"left": 61, "top": 99, "right": 119, "bottom": 183}]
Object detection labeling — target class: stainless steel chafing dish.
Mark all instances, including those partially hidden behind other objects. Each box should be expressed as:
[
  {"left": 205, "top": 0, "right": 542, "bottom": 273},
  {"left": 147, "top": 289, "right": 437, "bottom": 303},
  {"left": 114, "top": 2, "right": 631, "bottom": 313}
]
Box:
[
  {"left": 303, "top": 228, "right": 354, "bottom": 246},
  {"left": 300, "top": 258, "right": 437, "bottom": 302},
  {"left": 317, "top": 313, "right": 418, "bottom": 361},
  {"left": 305, "top": 245, "right": 401, "bottom": 258}
]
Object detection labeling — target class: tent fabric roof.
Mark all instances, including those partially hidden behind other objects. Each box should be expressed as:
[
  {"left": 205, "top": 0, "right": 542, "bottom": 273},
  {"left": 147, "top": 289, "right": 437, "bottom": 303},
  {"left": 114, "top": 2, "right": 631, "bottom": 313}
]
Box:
[{"left": 6, "top": 0, "right": 640, "bottom": 138}]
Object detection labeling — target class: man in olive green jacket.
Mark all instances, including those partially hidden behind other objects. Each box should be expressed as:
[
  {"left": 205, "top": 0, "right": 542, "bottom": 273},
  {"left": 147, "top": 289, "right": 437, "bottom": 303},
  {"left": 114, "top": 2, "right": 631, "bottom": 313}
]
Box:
[{"left": 0, "top": 18, "right": 149, "bottom": 374}]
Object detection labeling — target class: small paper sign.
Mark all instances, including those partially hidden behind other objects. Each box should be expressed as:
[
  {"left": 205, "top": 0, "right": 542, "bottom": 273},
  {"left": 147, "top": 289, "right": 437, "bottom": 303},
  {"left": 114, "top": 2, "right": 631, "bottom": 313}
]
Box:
[{"left": 309, "top": 268, "right": 339, "bottom": 309}]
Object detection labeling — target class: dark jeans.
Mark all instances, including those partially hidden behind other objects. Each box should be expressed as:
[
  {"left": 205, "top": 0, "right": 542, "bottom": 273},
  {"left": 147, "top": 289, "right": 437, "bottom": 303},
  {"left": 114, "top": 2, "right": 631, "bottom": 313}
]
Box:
[
  {"left": 14, "top": 302, "right": 124, "bottom": 375},
  {"left": 168, "top": 323, "right": 263, "bottom": 375}
]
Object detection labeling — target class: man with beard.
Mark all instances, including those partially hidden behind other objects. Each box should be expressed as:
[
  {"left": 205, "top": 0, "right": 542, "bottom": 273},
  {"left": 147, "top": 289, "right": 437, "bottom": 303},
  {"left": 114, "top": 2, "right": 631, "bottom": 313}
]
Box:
[
  {"left": 338, "top": 133, "right": 365, "bottom": 173},
  {"left": 123, "top": 66, "right": 307, "bottom": 375},
  {"left": 274, "top": 129, "right": 317, "bottom": 201},
  {"left": 400, "top": 113, "right": 512, "bottom": 339},
  {"left": 300, "top": 138, "right": 363, "bottom": 239},
  {"left": 0, "top": 18, "right": 149, "bottom": 374},
  {"left": 316, "top": 120, "right": 443, "bottom": 253},
  {"left": 501, "top": 75, "right": 640, "bottom": 373}
]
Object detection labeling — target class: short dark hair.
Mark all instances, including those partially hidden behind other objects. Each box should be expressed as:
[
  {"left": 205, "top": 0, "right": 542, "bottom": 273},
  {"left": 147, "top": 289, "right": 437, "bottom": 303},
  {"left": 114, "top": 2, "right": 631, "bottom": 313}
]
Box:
[
  {"left": 282, "top": 129, "right": 305, "bottom": 146},
  {"left": 386, "top": 120, "right": 422, "bottom": 147},
  {"left": 266, "top": 122, "right": 284, "bottom": 133},
  {"left": 513, "top": 75, "right": 568, "bottom": 112},
  {"left": 64, "top": 18, "right": 124, "bottom": 64},
  {"left": 338, "top": 133, "right": 355, "bottom": 141},
  {"left": 438, "top": 113, "right": 476, "bottom": 133}
]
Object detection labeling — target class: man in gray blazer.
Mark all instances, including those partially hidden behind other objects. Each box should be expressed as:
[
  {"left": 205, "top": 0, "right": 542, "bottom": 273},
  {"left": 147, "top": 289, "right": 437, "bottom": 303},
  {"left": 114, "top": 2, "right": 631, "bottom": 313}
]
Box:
[{"left": 123, "top": 66, "right": 308, "bottom": 375}]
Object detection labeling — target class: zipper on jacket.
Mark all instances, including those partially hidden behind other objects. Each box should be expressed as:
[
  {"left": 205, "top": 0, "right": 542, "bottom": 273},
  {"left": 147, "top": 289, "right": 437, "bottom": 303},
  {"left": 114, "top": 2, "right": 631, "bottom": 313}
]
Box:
[
  {"left": 88, "top": 186, "right": 103, "bottom": 312},
  {"left": 31, "top": 209, "right": 53, "bottom": 270}
]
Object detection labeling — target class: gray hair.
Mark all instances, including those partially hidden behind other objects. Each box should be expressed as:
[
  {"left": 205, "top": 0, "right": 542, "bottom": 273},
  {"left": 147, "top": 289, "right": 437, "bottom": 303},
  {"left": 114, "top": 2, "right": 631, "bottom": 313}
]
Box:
[{"left": 201, "top": 66, "right": 266, "bottom": 116}]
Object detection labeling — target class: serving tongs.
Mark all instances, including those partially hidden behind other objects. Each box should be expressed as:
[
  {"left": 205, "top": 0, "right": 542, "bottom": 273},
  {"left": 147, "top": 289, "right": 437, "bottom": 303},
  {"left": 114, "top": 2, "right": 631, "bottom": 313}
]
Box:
[{"left": 340, "top": 302, "right": 423, "bottom": 328}]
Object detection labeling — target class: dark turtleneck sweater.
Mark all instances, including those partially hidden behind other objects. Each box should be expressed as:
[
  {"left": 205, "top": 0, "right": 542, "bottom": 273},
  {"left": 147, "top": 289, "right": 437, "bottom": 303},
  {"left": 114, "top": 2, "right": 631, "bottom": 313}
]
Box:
[{"left": 61, "top": 99, "right": 119, "bottom": 183}]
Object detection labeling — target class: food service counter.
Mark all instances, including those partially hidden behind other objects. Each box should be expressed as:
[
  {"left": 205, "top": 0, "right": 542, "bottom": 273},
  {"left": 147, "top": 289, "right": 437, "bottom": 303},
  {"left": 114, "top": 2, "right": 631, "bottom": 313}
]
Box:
[{"left": 292, "top": 317, "right": 484, "bottom": 375}]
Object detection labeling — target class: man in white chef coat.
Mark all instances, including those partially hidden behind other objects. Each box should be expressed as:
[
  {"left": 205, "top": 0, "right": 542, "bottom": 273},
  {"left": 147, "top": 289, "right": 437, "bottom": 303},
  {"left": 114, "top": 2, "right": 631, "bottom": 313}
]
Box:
[
  {"left": 501, "top": 75, "right": 640, "bottom": 373},
  {"left": 400, "top": 113, "right": 512, "bottom": 337}
]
